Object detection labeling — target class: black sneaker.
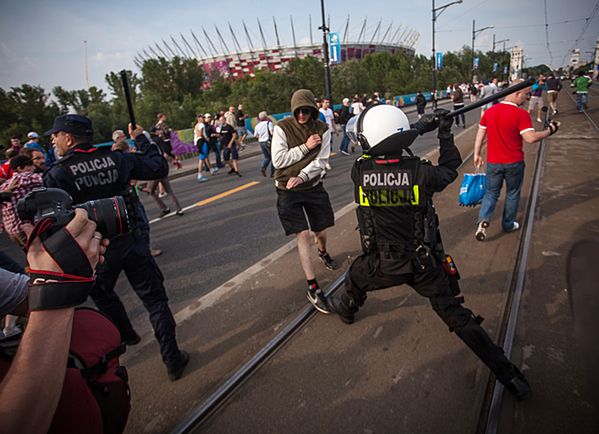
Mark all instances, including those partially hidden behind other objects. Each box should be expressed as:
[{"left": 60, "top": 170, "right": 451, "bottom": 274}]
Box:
[
  {"left": 318, "top": 251, "right": 339, "bottom": 271},
  {"left": 306, "top": 286, "right": 331, "bottom": 314},
  {"left": 168, "top": 350, "right": 190, "bottom": 381},
  {"left": 326, "top": 296, "right": 356, "bottom": 324},
  {"left": 160, "top": 207, "right": 171, "bottom": 218}
]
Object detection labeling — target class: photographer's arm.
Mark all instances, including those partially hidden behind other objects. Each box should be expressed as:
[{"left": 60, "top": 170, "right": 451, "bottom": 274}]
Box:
[{"left": 0, "top": 210, "right": 107, "bottom": 434}]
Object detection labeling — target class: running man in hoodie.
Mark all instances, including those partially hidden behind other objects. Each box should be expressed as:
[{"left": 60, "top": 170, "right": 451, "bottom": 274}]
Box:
[{"left": 271, "top": 89, "right": 340, "bottom": 313}]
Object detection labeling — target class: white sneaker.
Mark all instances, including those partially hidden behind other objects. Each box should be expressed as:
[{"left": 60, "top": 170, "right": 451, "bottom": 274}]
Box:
[
  {"left": 197, "top": 174, "right": 208, "bottom": 182},
  {"left": 536, "top": 118, "right": 542, "bottom": 123},
  {"left": 341, "top": 150, "right": 350, "bottom": 156},
  {"left": 505, "top": 221, "right": 520, "bottom": 233},
  {"left": 158, "top": 192, "right": 168, "bottom": 198},
  {"left": 210, "top": 167, "right": 219, "bottom": 175},
  {"left": 325, "top": 163, "right": 332, "bottom": 170},
  {"left": 475, "top": 220, "right": 489, "bottom": 241}
]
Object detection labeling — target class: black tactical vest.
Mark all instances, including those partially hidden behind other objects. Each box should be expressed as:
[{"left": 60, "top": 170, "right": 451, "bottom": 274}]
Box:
[{"left": 352, "top": 155, "right": 440, "bottom": 274}]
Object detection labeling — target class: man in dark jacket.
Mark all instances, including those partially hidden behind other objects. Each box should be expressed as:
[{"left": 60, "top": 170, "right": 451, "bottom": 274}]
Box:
[
  {"left": 43, "top": 114, "right": 189, "bottom": 381},
  {"left": 545, "top": 74, "right": 562, "bottom": 115},
  {"left": 336, "top": 97, "right": 353, "bottom": 155},
  {"left": 271, "top": 89, "right": 340, "bottom": 313},
  {"left": 326, "top": 105, "right": 531, "bottom": 401}
]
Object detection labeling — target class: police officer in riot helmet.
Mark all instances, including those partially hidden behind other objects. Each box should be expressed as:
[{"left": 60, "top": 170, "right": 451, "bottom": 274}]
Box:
[
  {"left": 326, "top": 105, "right": 531, "bottom": 400},
  {"left": 43, "top": 114, "right": 189, "bottom": 381}
]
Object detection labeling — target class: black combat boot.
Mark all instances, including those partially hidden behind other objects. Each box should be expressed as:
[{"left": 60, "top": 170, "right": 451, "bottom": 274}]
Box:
[
  {"left": 327, "top": 294, "right": 358, "bottom": 324},
  {"left": 500, "top": 365, "right": 531, "bottom": 401}
]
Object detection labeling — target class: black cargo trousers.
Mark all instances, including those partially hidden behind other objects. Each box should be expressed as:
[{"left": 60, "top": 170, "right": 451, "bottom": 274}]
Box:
[
  {"left": 341, "top": 252, "right": 518, "bottom": 384},
  {"left": 89, "top": 228, "right": 180, "bottom": 368}
]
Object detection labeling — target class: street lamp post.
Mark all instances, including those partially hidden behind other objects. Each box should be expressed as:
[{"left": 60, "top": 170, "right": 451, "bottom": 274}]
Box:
[
  {"left": 492, "top": 35, "right": 509, "bottom": 52},
  {"left": 471, "top": 20, "right": 494, "bottom": 82},
  {"left": 319, "top": 0, "right": 333, "bottom": 101},
  {"left": 492, "top": 36, "right": 509, "bottom": 79},
  {"left": 432, "top": 0, "right": 462, "bottom": 108}
]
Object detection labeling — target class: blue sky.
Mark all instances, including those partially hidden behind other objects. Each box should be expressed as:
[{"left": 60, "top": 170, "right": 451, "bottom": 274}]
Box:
[{"left": 0, "top": 0, "right": 596, "bottom": 94}]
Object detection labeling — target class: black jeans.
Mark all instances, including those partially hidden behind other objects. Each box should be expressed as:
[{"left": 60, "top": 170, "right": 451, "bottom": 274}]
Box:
[
  {"left": 89, "top": 229, "right": 180, "bottom": 367},
  {"left": 340, "top": 252, "right": 517, "bottom": 384}
]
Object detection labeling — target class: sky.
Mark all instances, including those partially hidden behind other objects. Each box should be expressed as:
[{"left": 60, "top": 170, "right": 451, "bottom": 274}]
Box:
[{"left": 0, "top": 0, "right": 597, "bottom": 95}]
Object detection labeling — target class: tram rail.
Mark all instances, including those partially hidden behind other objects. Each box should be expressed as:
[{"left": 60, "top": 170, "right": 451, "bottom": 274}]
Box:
[{"left": 173, "top": 89, "right": 598, "bottom": 433}]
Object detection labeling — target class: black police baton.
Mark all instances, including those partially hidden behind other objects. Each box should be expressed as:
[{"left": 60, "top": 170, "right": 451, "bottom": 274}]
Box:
[
  {"left": 120, "top": 70, "right": 136, "bottom": 128},
  {"left": 444, "top": 78, "right": 534, "bottom": 119}
]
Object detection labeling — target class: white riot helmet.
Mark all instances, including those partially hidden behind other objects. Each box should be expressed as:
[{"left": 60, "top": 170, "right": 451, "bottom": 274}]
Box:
[{"left": 346, "top": 104, "right": 419, "bottom": 156}]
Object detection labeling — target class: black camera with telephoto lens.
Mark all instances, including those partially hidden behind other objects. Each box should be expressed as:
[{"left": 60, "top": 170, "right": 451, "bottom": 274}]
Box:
[{"left": 17, "top": 187, "right": 130, "bottom": 239}]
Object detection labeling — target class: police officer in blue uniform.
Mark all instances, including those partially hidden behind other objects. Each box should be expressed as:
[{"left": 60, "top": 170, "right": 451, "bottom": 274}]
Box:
[
  {"left": 326, "top": 105, "right": 531, "bottom": 400},
  {"left": 43, "top": 114, "right": 189, "bottom": 381}
]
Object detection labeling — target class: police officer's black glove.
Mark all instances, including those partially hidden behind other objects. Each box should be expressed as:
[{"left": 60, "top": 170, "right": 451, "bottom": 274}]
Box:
[
  {"left": 410, "top": 114, "right": 439, "bottom": 136},
  {"left": 435, "top": 108, "right": 453, "bottom": 139}
]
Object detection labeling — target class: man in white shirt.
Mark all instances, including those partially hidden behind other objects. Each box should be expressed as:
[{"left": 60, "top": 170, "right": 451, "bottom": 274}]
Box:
[
  {"left": 319, "top": 98, "right": 337, "bottom": 170},
  {"left": 253, "top": 111, "right": 275, "bottom": 177}
]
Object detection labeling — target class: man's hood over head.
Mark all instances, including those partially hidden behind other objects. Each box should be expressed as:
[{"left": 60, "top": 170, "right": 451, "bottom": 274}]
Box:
[{"left": 291, "top": 89, "right": 319, "bottom": 121}]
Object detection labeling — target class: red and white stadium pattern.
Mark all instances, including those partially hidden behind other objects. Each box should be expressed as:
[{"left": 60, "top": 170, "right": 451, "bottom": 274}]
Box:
[{"left": 135, "top": 17, "right": 419, "bottom": 80}]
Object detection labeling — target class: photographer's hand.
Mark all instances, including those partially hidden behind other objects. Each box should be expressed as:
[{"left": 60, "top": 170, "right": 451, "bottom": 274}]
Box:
[
  {"left": 23, "top": 209, "right": 109, "bottom": 272},
  {"left": 0, "top": 209, "right": 109, "bottom": 434}
]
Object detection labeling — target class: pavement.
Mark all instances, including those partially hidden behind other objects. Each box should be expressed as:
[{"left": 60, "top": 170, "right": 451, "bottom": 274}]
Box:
[{"left": 120, "top": 91, "right": 599, "bottom": 434}]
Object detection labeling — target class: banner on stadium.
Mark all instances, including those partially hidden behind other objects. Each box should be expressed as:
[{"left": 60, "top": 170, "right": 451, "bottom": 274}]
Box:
[{"left": 329, "top": 32, "right": 341, "bottom": 64}]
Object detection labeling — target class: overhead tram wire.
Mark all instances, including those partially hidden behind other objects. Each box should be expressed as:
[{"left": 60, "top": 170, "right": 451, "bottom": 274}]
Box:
[
  {"left": 560, "top": 1, "right": 599, "bottom": 67},
  {"left": 544, "top": 0, "right": 555, "bottom": 69}
]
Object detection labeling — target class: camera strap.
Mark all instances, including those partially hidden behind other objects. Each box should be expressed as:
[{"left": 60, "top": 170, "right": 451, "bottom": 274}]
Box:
[{"left": 25, "top": 217, "right": 95, "bottom": 311}]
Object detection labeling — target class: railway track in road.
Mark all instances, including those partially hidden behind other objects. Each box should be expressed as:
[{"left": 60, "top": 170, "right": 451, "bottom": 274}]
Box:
[{"left": 171, "top": 121, "right": 548, "bottom": 434}]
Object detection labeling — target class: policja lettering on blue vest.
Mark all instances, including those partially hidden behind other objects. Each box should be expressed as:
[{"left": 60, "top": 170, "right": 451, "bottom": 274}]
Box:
[{"left": 68, "top": 156, "right": 119, "bottom": 189}]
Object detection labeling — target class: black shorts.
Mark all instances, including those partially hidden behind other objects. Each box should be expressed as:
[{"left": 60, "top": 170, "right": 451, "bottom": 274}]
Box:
[
  {"left": 276, "top": 183, "right": 335, "bottom": 235},
  {"left": 223, "top": 143, "right": 238, "bottom": 161}
]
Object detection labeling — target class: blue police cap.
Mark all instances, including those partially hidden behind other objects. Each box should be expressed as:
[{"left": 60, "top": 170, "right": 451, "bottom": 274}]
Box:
[{"left": 44, "top": 114, "right": 94, "bottom": 137}]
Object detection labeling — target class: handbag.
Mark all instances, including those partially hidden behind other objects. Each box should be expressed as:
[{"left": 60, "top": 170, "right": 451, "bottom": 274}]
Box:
[{"left": 458, "top": 171, "right": 486, "bottom": 207}]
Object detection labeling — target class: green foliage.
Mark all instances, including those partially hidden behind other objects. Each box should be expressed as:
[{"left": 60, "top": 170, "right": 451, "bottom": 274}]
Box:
[{"left": 0, "top": 47, "right": 525, "bottom": 147}]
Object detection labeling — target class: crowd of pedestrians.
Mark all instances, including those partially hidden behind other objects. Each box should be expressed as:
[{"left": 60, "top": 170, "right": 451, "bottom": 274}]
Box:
[{"left": 0, "top": 72, "right": 593, "bottom": 431}]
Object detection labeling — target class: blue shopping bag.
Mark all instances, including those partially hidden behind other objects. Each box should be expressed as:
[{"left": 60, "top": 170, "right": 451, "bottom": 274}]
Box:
[{"left": 458, "top": 172, "right": 486, "bottom": 207}]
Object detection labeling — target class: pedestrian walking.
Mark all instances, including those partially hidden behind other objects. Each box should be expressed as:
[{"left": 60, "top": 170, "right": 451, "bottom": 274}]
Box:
[
  {"left": 254, "top": 111, "right": 274, "bottom": 177},
  {"left": 571, "top": 71, "right": 593, "bottom": 112},
  {"left": 271, "top": 89, "right": 339, "bottom": 313},
  {"left": 473, "top": 80, "right": 560, "bottom": 241}
]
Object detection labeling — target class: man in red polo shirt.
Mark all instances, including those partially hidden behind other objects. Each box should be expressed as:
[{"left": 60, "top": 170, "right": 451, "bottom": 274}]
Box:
[{"left": 473, "top": 79, "right": 560, "bottom": 241}]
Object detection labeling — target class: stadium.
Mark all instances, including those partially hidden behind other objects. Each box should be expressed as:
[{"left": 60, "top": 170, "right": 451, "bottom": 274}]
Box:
[{"left": 134, "top": 16, "right": 419, "bottom": 79}]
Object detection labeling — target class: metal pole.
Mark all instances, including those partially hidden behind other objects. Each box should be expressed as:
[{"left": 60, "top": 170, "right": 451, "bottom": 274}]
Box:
[
  {"left": 471, "top": 19, "right": 476, "bottom": 82},
  {"left": 432, "top": 0, "right": 437, "bottom": 109},
  {"left": 320, "top": 0, "right": 332, "bottom": 101},
  {"left": 84, "top": 40, "right": 90, "bottom": 89}
]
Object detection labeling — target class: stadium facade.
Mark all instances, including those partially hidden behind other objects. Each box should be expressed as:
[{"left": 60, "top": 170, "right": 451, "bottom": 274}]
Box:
[{"left": 134, "top": 16, "right": 419, "bottom": 80}]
